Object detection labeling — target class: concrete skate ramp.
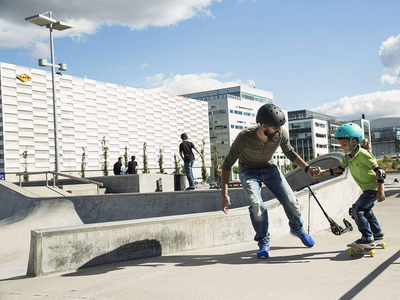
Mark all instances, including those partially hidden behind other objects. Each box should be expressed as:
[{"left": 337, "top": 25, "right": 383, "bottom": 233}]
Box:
[
  {"left": 0, "top": 153, "right": 344, "bottom": 226},
  {"left": 27, "top": 171, "right": 360, "bottom": 276},
  {"left": 0, "top": 152, "right": 357, "bottom": 275}
]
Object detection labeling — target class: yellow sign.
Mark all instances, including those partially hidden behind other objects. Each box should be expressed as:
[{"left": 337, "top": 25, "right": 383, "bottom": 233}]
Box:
[{"left": 17, "top": 73, "right": 32, "bottom": 82}]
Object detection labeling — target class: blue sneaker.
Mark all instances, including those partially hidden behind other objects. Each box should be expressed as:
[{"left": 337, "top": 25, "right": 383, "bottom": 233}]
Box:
[
  {"left": 257, "top": 244, "right": 270, "bottom": 259},
  {"left": 290, "top": 231, "right": 315, "bottom": 247}
]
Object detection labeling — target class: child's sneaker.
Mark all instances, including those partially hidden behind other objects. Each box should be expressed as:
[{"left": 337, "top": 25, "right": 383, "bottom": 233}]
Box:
[
  {"left": 257, "top": 244, "right": 270, "bottom": 259},
  {"left": 354, "top": 237, "right": 374, "bottom": 245},
  {"left": 290, "top": 230, "right": 315, "bottom": 247},
  {"left": 373, "top": 232, "right": 386, "bottom": 240}
]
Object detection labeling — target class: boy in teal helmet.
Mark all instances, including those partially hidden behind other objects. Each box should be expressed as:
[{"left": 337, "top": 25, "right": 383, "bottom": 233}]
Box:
[{"left": 319, "top": 123, "right": 386, "bottom": 244}]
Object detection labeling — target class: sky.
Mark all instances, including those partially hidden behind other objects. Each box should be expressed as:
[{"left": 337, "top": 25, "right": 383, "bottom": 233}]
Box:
[{"left": 1, "top": 0, "right": 400, "bottom": 121}]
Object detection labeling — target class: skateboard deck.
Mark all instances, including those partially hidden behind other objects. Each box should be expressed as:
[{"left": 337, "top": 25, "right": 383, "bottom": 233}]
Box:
[{"left": 347, "top": 238, "right": 386, "bottom": 257}]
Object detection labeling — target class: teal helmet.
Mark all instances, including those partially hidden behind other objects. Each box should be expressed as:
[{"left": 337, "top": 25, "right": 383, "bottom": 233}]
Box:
[{"left": 335, "top": 123, "right": 363, "bottom": 153}]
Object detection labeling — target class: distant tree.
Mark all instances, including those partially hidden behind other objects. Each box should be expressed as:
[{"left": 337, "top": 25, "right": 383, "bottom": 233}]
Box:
[
  {"left": 79, "top": 147, "right": 87, "bottom": 178},
  {"left": 232, "top": 166, "right": 239, "bottom": 175},
  {"left": 200, "top": 138, "right": 209, "bottom": 182},
  {"left": 124, "top": 146, "right": 129, "bottom": 168},
  {"left": 142, "top": 142, "right": 149, "bottom": 173},
  {"left": 22, "top": 149, "right": 29, "bottom": 181},
  {"left": 213, "top": 145, "right": 218, "bottom": 181},
  {"left": 101, "top": 136, "right": 109, "bottom": 176},
  {"left": 174, "top": 154, "right": 180, "bottom": 174},
  {"left": 158, "top": 147, "right": 164, "bottom": 173}
]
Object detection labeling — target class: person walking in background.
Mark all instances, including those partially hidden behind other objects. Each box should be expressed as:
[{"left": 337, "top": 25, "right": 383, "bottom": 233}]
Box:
[
  {"left": 113, "top": 157, "right": 123, "bottom": 175},
  {"left": 179, "top": 133, "right": 204, "bottom": 190},
  {"left": 127, "top": 155, "right": 138, "bottom": 174},
  {"left": 361, "top": 138, "right": 372, "bottom": 154}
]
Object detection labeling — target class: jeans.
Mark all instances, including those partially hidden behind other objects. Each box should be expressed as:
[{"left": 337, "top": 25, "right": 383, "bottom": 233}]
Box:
[
  {"left": 184, "top": 160, "right": 195, "bottom": 187},
  {"left": 354, "top": 190, "right": 382, "bottom": 239},
  {"left": 239, "top": 164, "right": 304, "bottom": 247}
]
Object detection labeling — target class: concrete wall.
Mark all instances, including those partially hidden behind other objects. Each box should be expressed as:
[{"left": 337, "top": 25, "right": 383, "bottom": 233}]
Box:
[
  {"left": 16, "top": 173, "right": 175, "bottom": 194},
  {"left": 27, "top": 172, "right": 360, "bottom": 276},
  {"left": 1, "top": 153, "right": 345, "bottom": 225}
]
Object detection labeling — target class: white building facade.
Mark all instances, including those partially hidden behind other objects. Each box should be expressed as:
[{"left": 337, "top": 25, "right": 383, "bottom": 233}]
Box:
[
  {"left": 181, "top": 86, "right": 290, "bottom": 175},
  {"left": 0, "top": 62, "right": 211, "bottom": 180}
]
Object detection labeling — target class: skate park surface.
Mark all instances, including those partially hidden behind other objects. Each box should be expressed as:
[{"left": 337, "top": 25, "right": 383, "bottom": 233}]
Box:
[{"left": 0, "top": 168, "right": 399, "bottom": 298}]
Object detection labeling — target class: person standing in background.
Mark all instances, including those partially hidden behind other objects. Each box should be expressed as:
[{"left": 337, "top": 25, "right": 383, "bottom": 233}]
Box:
[{"left": 179, "top": 133, "right": 204, "bottom": 190}]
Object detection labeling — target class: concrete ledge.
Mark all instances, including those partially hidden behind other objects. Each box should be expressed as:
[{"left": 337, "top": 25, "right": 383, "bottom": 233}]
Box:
[
  {"left": 27, "top": 171, "right": 360, "bottom": 276},
  {"left": 16, "top": 173, "right": 175, "bottom": 194},
  {"left": 1, "top": 153, "right": 345, "bottom": 225}
]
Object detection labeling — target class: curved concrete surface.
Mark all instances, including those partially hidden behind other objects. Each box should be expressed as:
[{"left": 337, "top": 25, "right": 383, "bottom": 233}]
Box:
[
  {"left": 26, "top": 171, "right": 361, "bottom": 276},
  {"left": 0, "top": 152, "right": 357, "bottom": 276},
  {"left": 0, "top": 152, "right": 345, "bottom": 225}
]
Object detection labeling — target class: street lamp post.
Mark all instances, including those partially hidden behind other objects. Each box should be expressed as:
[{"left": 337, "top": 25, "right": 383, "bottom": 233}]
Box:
[{"left": 25, "top": 12, "right": 72, "bottom": 179}]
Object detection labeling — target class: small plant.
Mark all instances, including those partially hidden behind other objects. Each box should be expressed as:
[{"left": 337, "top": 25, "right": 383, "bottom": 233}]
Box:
[
  {"left": 142, "top": 142, "right": 149, "bottom": 173},
  {"left": 174, "top": 153, "right": 185, "bottom": 174},
  {"left": 232, "top": 166, "right": 239, "bottom": 175},
  {"left": 158, "top": 147, "right": 164, "bottom": 173},
  {"left": 79, "top": 147, "right": 87, "bottom": 178},
  {"left": 213, "top": 145, "right": 219, "bottom": 181},
  {"left": 180, "top": 163, "right": 185, "bottom": 175},
  {"left": 22, "top": 149, "right": 29, "bottom": 182},
  {"left": 200, "top": 138, "right": 208, "bottom": 182},
  {"left": 124, "top": 146, "right": 129, "bottom": 168},
  {"left": 174, "top": 154, "right": 181, "bottom": 174},
  {"left": 101, "top": 136, "right": 109, "bottom": 176}
]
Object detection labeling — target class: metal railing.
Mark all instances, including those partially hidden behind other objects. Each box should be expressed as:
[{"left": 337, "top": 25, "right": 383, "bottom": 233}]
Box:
[{"left": 14, "top": 171, "right": 104, "bottom": 195}]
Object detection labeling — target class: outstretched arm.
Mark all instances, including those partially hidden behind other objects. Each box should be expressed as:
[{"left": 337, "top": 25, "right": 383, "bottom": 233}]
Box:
[
  {"left": 193, "top": 147, "right": 204, "bottom": 159},
  {"left": 292, "top": 156, "right": 321, "bottom": 178},
  {"left": 320, "top": 164, "right": 346, "bottom": 176}
]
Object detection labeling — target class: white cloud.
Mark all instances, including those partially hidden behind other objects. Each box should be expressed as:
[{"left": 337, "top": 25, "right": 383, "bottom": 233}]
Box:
[
  {"left": 0, "top": 0, "right": 221, "bottom": 50},
  {"left": 380, "top": 74, "right": 399, "bottom": 85},
  {"left": 137, "top": 73, "right": 165, "bottom": 88},
  {"left": 379, "top": 34, "right": 400, "bottom": 86},
  {"left": 141, "top": 63, "right": 149, "bottom": 69},
  {"left": 380, "top": 34, "right": 400, "bottom": 72},
  {"left": 134, "top": 72, "right": 256, "bottom": 95},
  {"left": 312, "top": 90, "right": 400, "bottom": 120},
  {"left": 26, "top": 41, "right": 50, "bottom": 60}
]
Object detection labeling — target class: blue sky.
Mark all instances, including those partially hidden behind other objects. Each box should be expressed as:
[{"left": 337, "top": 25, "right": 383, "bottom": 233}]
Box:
[{"left": 1, "top": 0, "right": 400, "bottom": 120}]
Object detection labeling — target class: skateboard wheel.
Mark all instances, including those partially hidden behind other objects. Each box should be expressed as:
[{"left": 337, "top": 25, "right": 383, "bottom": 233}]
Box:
[
  {"left": 349, "top": 249, "right": 355, "bottom": 256},
  {"left": 381, "top": 243, "right": 386, "bottom": 249},
  {"left": 370, "top": 250, "right": 375, "bottom": 257}
]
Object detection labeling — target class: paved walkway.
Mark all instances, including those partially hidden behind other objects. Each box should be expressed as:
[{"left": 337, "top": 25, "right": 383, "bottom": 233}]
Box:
[{"left": 1, "top": 174, "right": 399, "bottom": 300}]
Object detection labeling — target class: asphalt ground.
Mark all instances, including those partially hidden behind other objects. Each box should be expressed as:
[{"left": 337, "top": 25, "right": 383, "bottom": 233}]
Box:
[{"left": 0, "top": 173, "right": 399, "bottom": 300}]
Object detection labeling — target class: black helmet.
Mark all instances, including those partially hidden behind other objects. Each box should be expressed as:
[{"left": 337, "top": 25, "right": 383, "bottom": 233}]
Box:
[
  {"left": 181, "top": 133, "right": 188, "bottom": 140},
  {"left": 256, "top": 104, "right": 286, "bottom": 127}
]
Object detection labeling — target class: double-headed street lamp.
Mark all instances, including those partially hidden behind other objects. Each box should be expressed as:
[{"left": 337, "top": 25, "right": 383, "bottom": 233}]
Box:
[{"left": 25, "top": 11, "right": 72, "bottom": 177}]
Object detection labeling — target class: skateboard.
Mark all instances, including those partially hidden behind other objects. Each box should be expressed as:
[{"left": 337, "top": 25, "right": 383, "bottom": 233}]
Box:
[{"left": 347, "top": 238, "right": 386, "bottom": 257}]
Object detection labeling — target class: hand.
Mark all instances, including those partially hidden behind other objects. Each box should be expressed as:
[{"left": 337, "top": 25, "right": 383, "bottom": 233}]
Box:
[
  {"left": 312, "top": 166, "right": 322, "bottom": 178},
  {"left": 377, "top": 190, "right": 385, "bottom": 202},
  {"left": 221, "top": 194, "right": 231, "bottom": 214},
  {"left": 307, "top": 166, "right": 321, "bottom": 178}
]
